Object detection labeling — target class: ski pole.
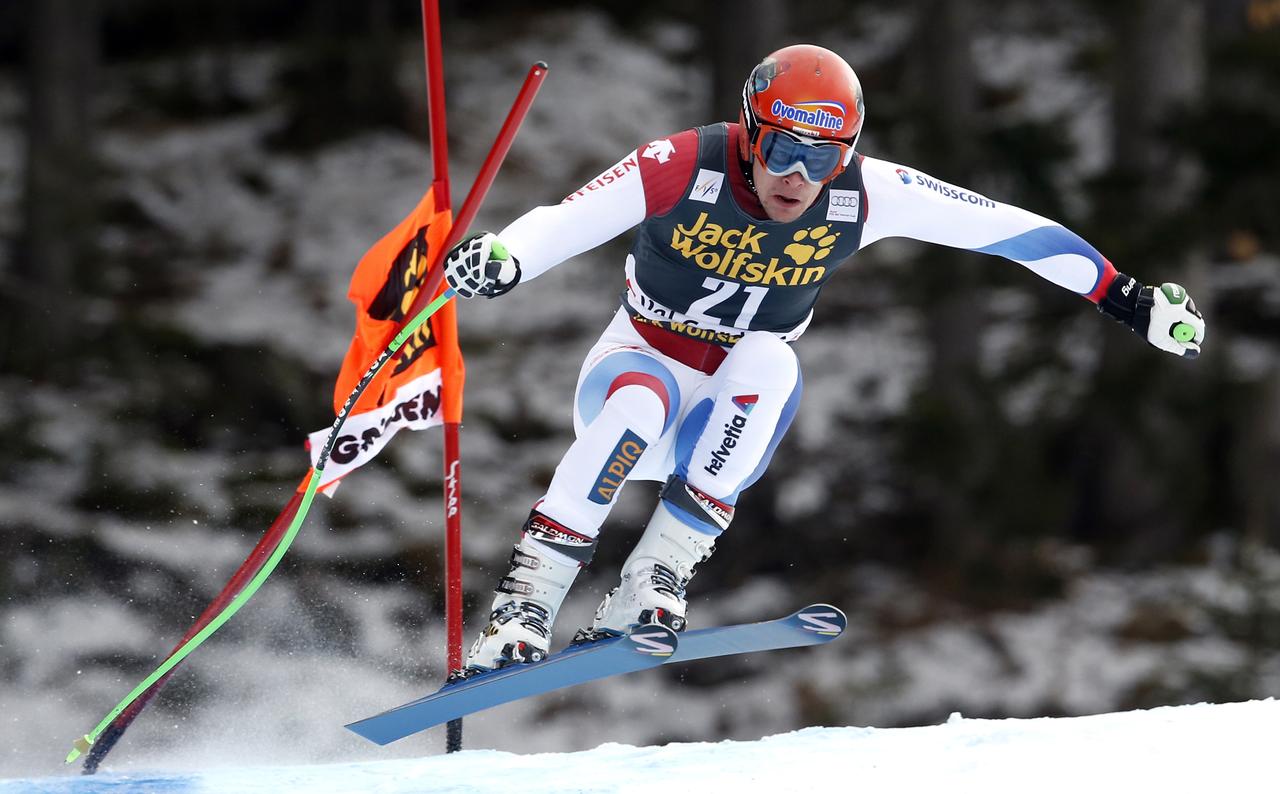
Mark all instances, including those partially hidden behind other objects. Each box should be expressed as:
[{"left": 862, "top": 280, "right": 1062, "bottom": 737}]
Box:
[
  {"left": 81, "top": 491, "right": 304, "bottom": 774},
  {"left": 65, "top": 286, "right": 457, "bottom": 764}
]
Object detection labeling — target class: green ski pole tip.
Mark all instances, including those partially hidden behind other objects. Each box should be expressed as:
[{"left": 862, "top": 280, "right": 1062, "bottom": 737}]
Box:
[
  {"left": 66, "top": 735, "right": 92, "bottom": 763},
  {"left": 1173, "top": 322, "right": 1196, "bottom": 343}
]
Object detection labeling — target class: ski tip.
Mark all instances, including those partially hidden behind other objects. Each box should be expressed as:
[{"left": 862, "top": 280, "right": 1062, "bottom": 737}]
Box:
[
  {"left": 624, "top": 624, "right": 679, "bottom": 657},
  {"left": 795, "top": 604, "right": 848, "bottom": 637},
  {"left": 65, "top": 735, "right": 92, "bottom": 764}
]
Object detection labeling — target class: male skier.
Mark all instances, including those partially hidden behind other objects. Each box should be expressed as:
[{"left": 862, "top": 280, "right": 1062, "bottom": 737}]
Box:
[{"left": 443, "top": 44, "right": 1205, "bottom": 673}]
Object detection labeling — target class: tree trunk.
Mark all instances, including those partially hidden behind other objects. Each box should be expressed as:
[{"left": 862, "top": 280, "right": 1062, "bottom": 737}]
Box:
[
  {"left": 1112, "top": 0, "right": 1205, "bottom": 216},
  {"left": 913, "top": 0, "right": 982, "bottom": 415},
  {"left": 6, "top": 0, "right": 99, "bottom": 378},
  {"left": 906, "top": 0, "right": 989, "bottom": 576},
  {"left": 705, "top": 0, "right": 789, "bottom": 123},
  {"left": 1076, "top": 0, "right": 1207, "bottom": 559}
]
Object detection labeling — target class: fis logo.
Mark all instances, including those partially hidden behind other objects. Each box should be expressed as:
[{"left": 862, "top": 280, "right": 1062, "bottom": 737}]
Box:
[
  {"left": 691, "top": 169, "right": 725, "bottom": 205},
  {"left": 589, "top": 430, "right": 648, "bottom": 504}
]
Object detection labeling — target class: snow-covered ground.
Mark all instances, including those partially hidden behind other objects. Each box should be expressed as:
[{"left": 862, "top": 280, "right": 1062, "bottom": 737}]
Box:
[{"left": 4, "top": 699, "right": 1275, "bottom": 793}]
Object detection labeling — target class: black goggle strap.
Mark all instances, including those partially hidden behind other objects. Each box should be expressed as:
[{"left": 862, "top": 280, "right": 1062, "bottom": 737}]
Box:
[{"left": 742, "top": 82, "right": 762, "bottom": 148}]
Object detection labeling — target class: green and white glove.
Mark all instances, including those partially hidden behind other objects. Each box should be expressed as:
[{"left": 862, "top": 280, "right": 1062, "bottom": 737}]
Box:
[
  {"left": 444, "top": 231, "right": 521, "bottom": 299},
  {"left": 1098, "top": 274, "right": 1205, "bottom": 359},
  {"left": 1142, "top": 282, "right": 1205, "bottom": 358}
]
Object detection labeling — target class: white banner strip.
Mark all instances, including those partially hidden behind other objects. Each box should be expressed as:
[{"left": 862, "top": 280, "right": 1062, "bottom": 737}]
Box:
[{"left": 307, "top": 369, "right": 444, "bottom": 493}]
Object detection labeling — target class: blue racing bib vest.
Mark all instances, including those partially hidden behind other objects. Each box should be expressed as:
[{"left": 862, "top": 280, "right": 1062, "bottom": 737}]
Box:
[{"left": 624, "top": 123, "right": 864, "bottom": 341}]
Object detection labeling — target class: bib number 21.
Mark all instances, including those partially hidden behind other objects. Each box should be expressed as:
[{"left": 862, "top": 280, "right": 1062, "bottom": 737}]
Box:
[{"left": 685, "top": 278, "right": 767, "bottom": 328}]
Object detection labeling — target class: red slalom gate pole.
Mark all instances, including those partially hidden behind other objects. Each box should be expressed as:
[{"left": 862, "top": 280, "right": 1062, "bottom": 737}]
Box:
[
  {"left": 403, "top": 59, "right": 550, "bottom": 693},
  {"left": 419, "top": 0, "right": 464, "bottom": 753},
  {"left": 442, "top": 421, "right": 463, "bottom": 752},
  {"left": 418, "top": 1, "right": 550, "bottom": 755},
  {"left": 422, "top": 0, "right": 449, "bottom": 209}
]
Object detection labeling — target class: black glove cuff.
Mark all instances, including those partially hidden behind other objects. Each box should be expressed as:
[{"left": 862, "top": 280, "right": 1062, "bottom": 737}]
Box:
[{"left": 1097, "top": 272, "right": 1152, "bottom": 335}]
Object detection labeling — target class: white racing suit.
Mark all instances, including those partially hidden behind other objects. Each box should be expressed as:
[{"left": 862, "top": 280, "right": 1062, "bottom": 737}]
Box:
[
  {"left": 465, "top": 121, "right": 1117, "bottom": 661},
  {"left": 499, "top": 121, "right": 1116, "bottom": 549}
]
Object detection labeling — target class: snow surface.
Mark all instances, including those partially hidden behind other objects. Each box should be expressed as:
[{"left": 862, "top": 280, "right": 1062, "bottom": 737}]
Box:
[{"left": 3, "top": 699, "right": 1275, "bottom": 793}]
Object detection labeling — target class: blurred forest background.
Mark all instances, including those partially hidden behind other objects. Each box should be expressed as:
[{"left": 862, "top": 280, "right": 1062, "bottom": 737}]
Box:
[{"left": 2, "top": 0, "right": 1280, "bottom": 778}]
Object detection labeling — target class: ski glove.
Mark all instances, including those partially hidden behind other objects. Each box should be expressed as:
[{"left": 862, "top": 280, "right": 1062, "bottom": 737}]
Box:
[
  {"left": 1097, "top": 273, "right": 1206, "bottom": 359},
  {"left": 444, "top": 232, "right": 521, "bottom": 299}
]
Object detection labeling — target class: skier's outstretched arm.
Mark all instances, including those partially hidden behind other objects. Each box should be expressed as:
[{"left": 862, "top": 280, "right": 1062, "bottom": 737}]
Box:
[
  {"left": 496, "top": 148, "right": 650, "bottom": 282},
  {"left": 441, "top": 148, "right": 645, "bottom": 299},
  {"left": 444, "top": 131, "right": 700, "bottom": 299},
  {"left": 858, "top": 155, "right": 1205, "bottom": 358}
]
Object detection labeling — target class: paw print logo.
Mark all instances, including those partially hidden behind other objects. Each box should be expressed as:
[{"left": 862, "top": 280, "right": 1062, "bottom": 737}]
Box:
[{"left": 784, "top": 226, "right": 840, "bottom": 265}]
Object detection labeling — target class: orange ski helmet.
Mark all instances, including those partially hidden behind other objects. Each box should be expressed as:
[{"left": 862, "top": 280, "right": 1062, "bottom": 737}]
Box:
[{"left": 738, "top": 44, "right": 865, "bottom": 184}]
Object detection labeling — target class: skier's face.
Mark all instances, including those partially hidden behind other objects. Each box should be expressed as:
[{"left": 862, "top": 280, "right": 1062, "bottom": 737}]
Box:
[{"left": 753, "top": 159, "right": 823, "bottom": 222}]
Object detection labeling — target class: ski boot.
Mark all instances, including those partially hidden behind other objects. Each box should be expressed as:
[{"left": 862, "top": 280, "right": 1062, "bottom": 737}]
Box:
[
  {"left": 461, "top": 510, "right": 596, "bottom": 677},
  {"left": 574, "top": 476, "right": 728, "bottom": 644}
]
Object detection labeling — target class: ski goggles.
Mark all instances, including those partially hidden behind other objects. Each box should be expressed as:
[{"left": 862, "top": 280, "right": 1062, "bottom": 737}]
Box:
[{"left": 751, "top": 125, "right": 853, "bottom": 184}]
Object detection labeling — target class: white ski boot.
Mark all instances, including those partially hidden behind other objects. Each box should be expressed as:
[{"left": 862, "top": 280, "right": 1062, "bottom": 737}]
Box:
[
  {"left": 580, "top": 476, "right": 727, "bottom": 640},
  {"left": 463, "top": 511, "right": 596, "bottom": 675}
]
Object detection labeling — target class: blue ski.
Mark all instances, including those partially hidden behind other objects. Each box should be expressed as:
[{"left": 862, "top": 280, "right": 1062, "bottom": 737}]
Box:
[
  {"left": 666, "top": 603, "right": 846, "bottom": 664},
  {"left": 345, "top": 624, "right": 679, "bottom": 746},
  {"left": 344, "top": 604, "right": 845, "bottom": 746}
]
